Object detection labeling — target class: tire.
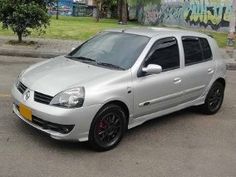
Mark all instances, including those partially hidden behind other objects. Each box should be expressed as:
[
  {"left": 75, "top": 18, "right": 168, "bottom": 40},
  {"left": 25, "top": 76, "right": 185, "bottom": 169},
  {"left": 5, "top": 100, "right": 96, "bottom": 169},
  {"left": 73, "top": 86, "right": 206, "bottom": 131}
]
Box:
[
  {"left": 200, "top": 81, "right": 225, "bottom": 115},
  {"left": 89, "top": 104, "right": 127, "bottom": 151}
]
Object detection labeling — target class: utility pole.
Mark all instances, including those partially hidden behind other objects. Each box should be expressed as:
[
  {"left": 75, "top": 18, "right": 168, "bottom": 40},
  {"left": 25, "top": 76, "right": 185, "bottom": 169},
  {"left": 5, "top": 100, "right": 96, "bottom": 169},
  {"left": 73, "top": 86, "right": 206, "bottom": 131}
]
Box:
[
  {"left": 228, "top": 0, "right": 236, "bottom": 46},
  {"left": 227, "top": 0, "right": 236, "bottom": 57},
  {"left": 229, "top": 0, "right": 236, "bottom": 33}
]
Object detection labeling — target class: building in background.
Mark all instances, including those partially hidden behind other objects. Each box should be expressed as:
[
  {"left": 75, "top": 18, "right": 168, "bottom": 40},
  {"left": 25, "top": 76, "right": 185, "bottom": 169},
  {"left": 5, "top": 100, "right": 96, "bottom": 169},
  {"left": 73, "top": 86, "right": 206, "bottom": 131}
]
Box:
[
  {"left": 48, "top": 0, "right": 95, "bottom": 16},
  {"left": 72, "top": 0, "right": 95, "bottom": 16}
]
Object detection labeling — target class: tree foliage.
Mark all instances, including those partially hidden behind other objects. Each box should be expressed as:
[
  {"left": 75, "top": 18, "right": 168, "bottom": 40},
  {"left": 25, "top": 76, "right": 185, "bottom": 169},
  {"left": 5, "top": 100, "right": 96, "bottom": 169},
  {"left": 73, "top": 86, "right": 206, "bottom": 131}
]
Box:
[{"left": 0, "top": 0, "right": 53, "bottom": 42}]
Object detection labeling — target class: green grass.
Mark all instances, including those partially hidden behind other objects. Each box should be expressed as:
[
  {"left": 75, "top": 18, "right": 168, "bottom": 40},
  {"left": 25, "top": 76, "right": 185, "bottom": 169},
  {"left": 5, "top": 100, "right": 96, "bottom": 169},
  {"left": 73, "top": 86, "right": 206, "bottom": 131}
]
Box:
[
  {"left": 0, "top": 16, "right": 139, "bottom": 41},
  {"left": 0, "top": 16, "right": 230, "bottom": 48},
  {"left": 198, "top": 30, "right": 228, "bottom": 48}
]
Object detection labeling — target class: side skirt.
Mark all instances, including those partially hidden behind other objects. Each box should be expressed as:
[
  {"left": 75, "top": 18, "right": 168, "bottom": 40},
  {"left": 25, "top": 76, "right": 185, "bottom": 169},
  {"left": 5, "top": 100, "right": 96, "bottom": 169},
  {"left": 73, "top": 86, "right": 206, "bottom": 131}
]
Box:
[{"left": 128, "top": 96, "right": 205, "bottom": 130}]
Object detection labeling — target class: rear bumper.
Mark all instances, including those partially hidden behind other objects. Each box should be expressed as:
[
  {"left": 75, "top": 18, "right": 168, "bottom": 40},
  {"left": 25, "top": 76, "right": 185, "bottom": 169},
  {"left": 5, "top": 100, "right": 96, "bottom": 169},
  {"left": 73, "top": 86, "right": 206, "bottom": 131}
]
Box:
[{"left": 12, "top": 85, "right": 102, "bottom": 142}]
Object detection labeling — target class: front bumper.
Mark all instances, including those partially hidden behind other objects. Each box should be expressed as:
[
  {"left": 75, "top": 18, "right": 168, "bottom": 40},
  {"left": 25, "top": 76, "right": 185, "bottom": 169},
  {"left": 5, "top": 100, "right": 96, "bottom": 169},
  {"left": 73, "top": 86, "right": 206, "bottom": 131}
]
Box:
[{"left": 11, "top": 85, "right": 102, "bottom": 142}]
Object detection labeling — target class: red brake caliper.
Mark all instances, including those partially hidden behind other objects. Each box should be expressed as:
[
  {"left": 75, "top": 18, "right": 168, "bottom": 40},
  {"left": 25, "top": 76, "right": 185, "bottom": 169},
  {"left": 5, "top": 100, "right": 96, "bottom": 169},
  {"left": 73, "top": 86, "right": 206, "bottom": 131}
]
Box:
[{"left": 97, "top": 119, "right": 108, "bottom": 134}]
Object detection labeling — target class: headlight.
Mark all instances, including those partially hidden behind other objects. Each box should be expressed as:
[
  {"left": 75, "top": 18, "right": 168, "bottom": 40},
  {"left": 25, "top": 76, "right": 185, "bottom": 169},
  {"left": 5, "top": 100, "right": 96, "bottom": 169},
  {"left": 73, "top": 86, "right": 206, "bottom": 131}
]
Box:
[{"left": 50, "top": 87, "right": 85, "bottom": 108}]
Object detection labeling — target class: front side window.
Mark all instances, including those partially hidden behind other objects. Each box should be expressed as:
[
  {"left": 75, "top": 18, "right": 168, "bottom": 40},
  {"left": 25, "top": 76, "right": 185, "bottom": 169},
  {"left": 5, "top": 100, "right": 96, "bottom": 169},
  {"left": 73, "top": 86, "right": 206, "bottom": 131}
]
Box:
[
  {"left": 182, "top": 37, "right": 212, "bottom": 66},
  {"left": 68, "top": 32, "right": 150, "bottom": 70},
  {"left": 145, "top": 37, "right": 180, "bottom": 71}
]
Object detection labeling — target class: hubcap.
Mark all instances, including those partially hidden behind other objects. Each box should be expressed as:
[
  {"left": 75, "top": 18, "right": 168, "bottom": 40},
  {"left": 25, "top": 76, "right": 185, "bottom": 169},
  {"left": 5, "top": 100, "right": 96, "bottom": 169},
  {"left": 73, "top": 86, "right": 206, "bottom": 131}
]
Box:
[{"left": 95, "top": 113, "right": 121, "bottom": 146}]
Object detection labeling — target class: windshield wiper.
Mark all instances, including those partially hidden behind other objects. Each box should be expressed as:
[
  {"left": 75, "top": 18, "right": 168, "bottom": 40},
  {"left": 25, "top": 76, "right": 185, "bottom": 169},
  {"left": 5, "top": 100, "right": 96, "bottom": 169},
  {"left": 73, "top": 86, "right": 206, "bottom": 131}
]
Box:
[
  {"left": 65, "top": 56, "right": 96, "bottom": 63},
  {"left": 97, "top": 62, "right": 125, "bottom": 70},
  {"left": 66, "top": 56, "right": 125, "bottom": 70}
]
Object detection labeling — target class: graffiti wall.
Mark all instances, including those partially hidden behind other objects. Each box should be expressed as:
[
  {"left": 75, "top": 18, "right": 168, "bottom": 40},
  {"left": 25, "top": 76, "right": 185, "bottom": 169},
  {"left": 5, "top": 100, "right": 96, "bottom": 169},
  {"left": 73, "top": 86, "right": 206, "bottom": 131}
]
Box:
[{"left": 136, "top": 0, "right": 233, "bottom": 31}]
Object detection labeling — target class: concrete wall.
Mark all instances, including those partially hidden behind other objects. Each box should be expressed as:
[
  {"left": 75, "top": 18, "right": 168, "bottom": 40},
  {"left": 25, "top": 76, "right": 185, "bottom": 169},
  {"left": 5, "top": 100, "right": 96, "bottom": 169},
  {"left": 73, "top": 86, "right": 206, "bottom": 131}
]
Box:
[
  {"left": 135, "top": 0, "right": 233, "bottom": 31},
  {"left": 86, "top": 0, "right": 95, "bottom": 6}
]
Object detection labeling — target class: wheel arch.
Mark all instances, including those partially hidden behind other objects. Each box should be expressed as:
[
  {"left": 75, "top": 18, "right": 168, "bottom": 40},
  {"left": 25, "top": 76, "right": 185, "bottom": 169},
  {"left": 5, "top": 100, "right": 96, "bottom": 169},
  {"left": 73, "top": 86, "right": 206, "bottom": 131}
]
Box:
[
  {"left": 94, "top": 100, "right": 130, "bottom": 128},
  {"left": 215, "top": 77, "right": 226, "bottom": 88}
]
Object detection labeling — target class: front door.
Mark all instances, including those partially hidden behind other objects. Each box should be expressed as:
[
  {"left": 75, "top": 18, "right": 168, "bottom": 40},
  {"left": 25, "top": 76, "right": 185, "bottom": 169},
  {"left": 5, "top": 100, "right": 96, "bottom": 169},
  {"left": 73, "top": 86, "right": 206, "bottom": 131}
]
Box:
[{"left": 133, "top": 37, "right": 183, "bottom": 118}]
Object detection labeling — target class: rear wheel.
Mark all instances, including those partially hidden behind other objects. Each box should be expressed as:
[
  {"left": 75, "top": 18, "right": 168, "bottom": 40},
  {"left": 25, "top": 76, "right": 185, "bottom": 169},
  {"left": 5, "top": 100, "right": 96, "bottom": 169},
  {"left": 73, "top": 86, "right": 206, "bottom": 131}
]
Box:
[
  {"left": 201, "top": 82, "right": 225, "bottom": 115},
  {"left": 89, "top": 104, "right": 126, "bottom": 151}
]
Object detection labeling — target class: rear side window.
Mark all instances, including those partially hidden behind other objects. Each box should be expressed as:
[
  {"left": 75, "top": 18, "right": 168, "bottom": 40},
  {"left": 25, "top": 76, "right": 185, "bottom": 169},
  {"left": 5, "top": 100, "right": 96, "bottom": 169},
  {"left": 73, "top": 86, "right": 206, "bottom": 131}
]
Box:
[
  {"left": 145, "top": 37, "right": 180, "bottom": 71},
  {"left": 182, "top": 37, "right": 212, "bottom": 66},
  {"left": 200, "top": 38, "right": 212, "bottom": 60}
]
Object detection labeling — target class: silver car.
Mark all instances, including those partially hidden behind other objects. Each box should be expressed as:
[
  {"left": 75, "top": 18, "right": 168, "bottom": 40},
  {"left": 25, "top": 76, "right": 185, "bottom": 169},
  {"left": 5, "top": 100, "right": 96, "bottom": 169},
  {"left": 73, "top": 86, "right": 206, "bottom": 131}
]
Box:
[{"left": 12, "top": 28, "right": 226, "bottom": 151}]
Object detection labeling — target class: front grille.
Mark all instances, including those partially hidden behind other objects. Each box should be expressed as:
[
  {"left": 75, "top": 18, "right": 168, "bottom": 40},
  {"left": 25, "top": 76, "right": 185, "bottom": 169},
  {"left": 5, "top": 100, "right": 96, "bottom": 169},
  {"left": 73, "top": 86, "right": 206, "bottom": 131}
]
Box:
[
  {"left": 34, "top": 91, "right": 53, "bottom": 105},
  {"left": 17, "top": 82, "right": 27, "bottom": 94},
  {"left": 32, "top": 116, "right": 74, "bottom": 134}
]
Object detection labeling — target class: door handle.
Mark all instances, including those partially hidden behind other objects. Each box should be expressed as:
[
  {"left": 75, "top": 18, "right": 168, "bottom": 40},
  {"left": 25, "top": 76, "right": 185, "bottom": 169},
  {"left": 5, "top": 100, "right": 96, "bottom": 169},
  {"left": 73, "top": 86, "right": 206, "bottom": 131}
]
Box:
[
  {"left": 174, "top": 77, "right": 182, "bottom": 84},
  {"left": 208, "top": 68, "right": 214, "bottom": 74}
]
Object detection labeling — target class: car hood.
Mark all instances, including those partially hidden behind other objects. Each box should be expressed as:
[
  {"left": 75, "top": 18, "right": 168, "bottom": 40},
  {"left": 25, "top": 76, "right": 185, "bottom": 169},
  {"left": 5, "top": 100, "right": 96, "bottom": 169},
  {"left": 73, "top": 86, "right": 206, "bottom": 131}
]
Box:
[{"left": 21, "top": 56, "right": 125, "bottom": 96}]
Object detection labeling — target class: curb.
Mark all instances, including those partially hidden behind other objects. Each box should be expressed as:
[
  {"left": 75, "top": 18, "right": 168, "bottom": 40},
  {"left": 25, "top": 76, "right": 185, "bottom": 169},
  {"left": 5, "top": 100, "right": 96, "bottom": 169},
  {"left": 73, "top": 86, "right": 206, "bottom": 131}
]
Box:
[
  {"left": 0, "top": 48, "right": 65, "bottom": 58},
  {"left": 0, "top": 47, "right": 236, "bottom": 71},
  {"left": 226, "top": 63, "right": 236, "bottom": 70}
]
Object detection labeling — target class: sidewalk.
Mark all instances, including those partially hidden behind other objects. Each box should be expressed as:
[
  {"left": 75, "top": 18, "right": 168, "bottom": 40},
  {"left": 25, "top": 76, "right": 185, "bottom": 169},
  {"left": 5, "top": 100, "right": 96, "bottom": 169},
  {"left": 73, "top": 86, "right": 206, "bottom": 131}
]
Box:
[
  {"left": 219, "top": 48, "right": 236, "bottom": 70},
  {"left": 0, "top": 36, "right": 80, "bottom": 58},
  {"left": 0, "top": 36, "right": 235, "bottom": 70}
]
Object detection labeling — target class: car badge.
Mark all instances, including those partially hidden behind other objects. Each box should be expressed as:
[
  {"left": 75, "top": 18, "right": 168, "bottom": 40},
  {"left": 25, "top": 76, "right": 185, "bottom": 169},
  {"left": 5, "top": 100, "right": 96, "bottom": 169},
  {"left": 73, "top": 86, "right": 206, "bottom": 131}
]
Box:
[{"left": 23, "top": 89, "right": 31, "bottom": 101}]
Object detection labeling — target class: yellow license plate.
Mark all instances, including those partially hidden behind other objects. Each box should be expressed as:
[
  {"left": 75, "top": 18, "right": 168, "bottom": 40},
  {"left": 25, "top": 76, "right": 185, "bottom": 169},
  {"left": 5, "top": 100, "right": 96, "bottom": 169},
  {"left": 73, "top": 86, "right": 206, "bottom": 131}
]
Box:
[{"left": 19, "top": 103, "right": 32, "bottom": 122}]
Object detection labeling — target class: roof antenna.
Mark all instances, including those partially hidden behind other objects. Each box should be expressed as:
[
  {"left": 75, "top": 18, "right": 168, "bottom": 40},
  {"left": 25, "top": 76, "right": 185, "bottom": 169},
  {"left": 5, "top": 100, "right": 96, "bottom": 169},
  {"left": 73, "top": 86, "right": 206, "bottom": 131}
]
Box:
[{"left": 122, "top": 29, "right": 125, "bottom": 33}]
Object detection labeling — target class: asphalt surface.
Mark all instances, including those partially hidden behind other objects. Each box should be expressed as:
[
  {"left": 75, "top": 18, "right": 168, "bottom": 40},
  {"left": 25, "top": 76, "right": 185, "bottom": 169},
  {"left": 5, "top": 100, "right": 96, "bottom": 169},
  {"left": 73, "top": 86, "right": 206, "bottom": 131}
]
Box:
[{"left": 0, "top": 56, "right": 236, "bottom": 177}]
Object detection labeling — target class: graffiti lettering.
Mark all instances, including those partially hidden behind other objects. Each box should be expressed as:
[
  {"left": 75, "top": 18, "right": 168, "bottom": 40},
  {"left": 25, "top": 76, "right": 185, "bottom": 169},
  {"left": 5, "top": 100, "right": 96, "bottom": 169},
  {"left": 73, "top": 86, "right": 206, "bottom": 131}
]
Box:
[
  {"left": 184, "top": 0, "right": 232, "bottom": 30},
  {"left": 135, "top": 0, "right": 233, "bottom": 31}
]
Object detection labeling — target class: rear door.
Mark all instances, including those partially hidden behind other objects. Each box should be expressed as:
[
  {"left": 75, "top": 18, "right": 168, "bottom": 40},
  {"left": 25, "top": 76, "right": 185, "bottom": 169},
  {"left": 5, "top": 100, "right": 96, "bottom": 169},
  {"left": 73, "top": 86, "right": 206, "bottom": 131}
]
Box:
[{"left": 180, "top": 36, "right": 215, "bottom": 102}]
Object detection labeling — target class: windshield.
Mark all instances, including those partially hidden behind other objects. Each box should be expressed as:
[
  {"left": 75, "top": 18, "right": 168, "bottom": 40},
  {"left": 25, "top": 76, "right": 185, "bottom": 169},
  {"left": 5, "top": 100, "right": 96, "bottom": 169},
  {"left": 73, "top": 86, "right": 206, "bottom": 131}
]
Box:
[{"left": 67, "top": 32, "right": 150, "bottom": 70}]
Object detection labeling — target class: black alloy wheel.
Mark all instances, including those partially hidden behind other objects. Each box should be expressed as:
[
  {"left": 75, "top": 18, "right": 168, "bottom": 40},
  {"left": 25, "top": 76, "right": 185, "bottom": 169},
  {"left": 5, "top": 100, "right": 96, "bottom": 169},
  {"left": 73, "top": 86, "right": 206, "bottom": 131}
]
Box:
[
  {"left": 201, "top": 82, "right": 225, "bottom": 114},
  {"left": 89, "top": 104, "right": 126, "bottom": 151}
]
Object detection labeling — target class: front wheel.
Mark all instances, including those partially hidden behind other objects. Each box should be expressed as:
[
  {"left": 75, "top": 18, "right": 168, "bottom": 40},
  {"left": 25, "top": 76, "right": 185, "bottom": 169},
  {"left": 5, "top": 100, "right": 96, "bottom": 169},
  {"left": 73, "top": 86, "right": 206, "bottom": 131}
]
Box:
[
  {"left": 201, "top": 82, "right": 225, "bottom": 115},
  {"left": 89, "top": 104, "right": 127, "bottom": 151}
]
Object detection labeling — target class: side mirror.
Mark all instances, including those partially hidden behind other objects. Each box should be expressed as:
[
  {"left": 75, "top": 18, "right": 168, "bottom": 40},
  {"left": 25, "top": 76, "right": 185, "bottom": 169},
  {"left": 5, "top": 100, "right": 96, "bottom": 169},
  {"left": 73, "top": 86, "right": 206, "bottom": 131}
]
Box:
[{"left": 142, "top": 64, "right": 162, "bottom": 75}]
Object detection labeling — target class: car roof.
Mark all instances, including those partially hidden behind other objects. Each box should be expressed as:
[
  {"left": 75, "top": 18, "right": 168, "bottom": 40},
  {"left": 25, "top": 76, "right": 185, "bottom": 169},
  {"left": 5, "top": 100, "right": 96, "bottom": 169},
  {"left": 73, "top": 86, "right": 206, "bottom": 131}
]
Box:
[{"left": 106, "top": 27, "right": 210, "bottom": 39}]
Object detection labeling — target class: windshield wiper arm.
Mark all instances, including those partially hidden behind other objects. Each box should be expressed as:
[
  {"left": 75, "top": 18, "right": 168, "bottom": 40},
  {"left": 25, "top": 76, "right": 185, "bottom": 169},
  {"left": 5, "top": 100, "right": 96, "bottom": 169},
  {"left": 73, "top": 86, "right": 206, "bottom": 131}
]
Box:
[
  {"left": 65, "top": 56, "right": 125, "bottom": 70},
  {"left": 65, "top": 56, "right": 96, "bottom": 63},
  {"left": 97, "top": 62, "right": 125, "bottom": 70}
]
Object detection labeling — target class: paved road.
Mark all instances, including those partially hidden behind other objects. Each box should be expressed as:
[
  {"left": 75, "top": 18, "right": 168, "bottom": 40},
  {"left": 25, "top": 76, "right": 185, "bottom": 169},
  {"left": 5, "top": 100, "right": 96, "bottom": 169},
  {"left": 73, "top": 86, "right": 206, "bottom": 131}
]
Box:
[{"left": 0, "top": 56, "right": 236, "bottom": 177}]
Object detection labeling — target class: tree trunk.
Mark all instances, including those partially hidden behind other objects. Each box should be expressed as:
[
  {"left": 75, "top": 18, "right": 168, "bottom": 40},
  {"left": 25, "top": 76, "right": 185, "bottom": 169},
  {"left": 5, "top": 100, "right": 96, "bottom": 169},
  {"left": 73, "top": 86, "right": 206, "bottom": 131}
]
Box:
[
  {"left": 56, "top": 0, "right": 59, "bottom": 20},
  {"left": 117, "top": 0, "right": 122, "bottom": 22},
  {"left": 95, "top": 1, "right": 100, "bottom": 22},
  {"left": 17, "top": 32, "right": 23, "bottom": 43},
  {"left": 121, "top": 0, "right": 127, "bottom": 24}
]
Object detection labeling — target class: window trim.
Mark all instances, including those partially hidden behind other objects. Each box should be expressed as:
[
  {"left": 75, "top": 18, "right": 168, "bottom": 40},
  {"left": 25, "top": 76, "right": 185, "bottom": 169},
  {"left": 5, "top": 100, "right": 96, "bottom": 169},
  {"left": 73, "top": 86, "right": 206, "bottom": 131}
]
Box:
[
  {"left": 182, "top": 36, "right": 213, "bottom": 67},
  {"left": 137, "top": 36, "right": 181, "bottom": 77}
]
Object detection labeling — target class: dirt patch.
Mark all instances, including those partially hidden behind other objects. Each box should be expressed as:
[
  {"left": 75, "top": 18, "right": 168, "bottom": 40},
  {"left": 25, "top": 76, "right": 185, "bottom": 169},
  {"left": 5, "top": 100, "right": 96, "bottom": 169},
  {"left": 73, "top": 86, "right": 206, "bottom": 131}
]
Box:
[{"left": 6, "top": 40, "right": 38, "bottom": 46}]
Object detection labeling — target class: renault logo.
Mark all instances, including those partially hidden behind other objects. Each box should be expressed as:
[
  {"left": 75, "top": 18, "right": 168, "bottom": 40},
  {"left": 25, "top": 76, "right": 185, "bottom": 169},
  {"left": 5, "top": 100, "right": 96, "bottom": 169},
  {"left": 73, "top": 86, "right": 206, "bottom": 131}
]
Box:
[{"left": 23, "top": 90, "right": 31, "bottom": 101}]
